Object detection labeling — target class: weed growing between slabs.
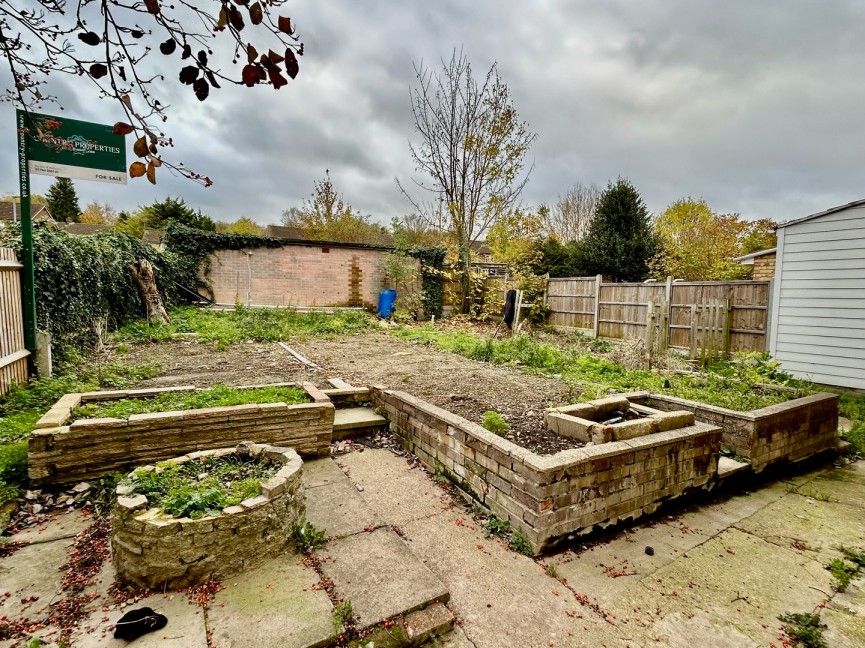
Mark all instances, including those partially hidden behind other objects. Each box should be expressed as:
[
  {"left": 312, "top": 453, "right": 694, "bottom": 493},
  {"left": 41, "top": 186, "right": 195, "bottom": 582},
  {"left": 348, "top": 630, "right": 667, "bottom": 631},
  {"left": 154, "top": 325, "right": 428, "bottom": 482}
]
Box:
[
  {"left": 114, "top": 304, "right": 373, "bottom": 349},
  {"left": 778, "top": 612, "right": 827, "bottom": 648},
  {"left": 71, "top": 384, "right": 309, "bottom": 421}
]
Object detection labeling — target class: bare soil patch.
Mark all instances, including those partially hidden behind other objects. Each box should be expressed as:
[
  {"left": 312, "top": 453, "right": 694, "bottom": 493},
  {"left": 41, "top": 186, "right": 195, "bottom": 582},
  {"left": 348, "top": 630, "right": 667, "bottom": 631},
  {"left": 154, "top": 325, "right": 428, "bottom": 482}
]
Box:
[
  {"left": 108, "top": 331, "right": 589, "bottom": 453},
  {"left": 113, "top": 338, "right": 319, "bottom": 387},
  {"left": 295, "top": 330, "right": 585, "bottom": 454}
]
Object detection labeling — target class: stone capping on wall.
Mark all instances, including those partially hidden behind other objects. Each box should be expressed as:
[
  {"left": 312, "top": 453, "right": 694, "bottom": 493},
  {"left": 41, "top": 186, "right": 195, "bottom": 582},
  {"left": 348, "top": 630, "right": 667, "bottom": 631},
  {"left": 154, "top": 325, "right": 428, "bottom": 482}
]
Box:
[
  {"left": 371, "top": 387, "right": 722, "bottom": 553},
  {"left": 621, "top": 390, "right": 840, "bottom": 472},
  {"left": 112, "top": 443, "right": 304, "bottom": 589},
  {"left": 28, "top": 382, "right": 335, "bottom": 486}
]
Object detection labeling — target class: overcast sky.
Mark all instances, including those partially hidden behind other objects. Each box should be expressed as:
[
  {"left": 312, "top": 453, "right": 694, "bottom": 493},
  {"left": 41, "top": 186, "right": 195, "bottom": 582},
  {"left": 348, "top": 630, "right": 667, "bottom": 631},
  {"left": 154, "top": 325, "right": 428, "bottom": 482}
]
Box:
[{"left": 3, "top": 0, "right": 865, "bottom": 226}]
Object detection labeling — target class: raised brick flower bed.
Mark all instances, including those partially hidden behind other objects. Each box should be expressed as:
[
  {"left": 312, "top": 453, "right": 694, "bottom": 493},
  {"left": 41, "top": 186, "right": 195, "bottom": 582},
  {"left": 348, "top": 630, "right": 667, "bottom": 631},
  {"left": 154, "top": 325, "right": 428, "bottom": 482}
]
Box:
[
  {"left": 112, "top": 443, "right": 304, "bottom": 589},
  {"left": 622, "top": 391, "right": 839, "bottom": 472},
  {"left": 28, "top": 382, "right": 334, "bottom": 485},
  {"left": 371, "top": 388, "right": 721, "bottom": 553}
]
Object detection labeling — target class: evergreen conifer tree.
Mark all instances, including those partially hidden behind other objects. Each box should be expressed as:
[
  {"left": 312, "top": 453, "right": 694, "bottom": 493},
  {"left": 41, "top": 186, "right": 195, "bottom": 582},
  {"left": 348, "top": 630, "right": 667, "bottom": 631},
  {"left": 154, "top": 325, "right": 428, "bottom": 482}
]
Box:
[
  {"left": 574, "top": 178, "right": 657, "bottom": 281},
  {"left": 46, "top": 177, "right": 82, "bottom": 223}
]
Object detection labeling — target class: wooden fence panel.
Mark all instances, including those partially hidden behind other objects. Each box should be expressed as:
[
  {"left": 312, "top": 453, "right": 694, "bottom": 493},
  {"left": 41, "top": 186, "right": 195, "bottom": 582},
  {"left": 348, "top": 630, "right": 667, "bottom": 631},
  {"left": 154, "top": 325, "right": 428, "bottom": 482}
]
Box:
[
  {"left": 668, "top": 281, "right": 768, "bottom": 352},
  {"left": 597, "top": 283, "right": 665, "bottom": 340},
  {"left": 546, "top": 277, "right": 596, "bottom": 329},
  {"left": 544, "top": 276, "right": 770, "bottom": 356},
  {"left": 0, "top": 248, "right": 28, "bottom": 395}
]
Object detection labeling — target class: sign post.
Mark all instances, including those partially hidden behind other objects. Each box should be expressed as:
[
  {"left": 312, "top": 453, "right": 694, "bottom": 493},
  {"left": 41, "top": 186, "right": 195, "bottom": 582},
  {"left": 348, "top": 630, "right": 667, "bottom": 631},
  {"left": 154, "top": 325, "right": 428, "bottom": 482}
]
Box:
[{"left": 15, "top": 110, "right": 127, "bottom": 370}]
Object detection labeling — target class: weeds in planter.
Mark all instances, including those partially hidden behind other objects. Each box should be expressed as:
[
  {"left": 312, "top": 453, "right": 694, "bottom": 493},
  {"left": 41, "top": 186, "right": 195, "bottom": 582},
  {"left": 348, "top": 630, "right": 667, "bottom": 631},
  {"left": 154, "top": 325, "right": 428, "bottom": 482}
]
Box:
[
  {"left": 390, "top": 326, "right": 823, "bottom": 412},
  {"left": 72, "top": 384, "right": 309, "bottom": 421},
  {"left": 332, "top": 599, "right": 354, "bottom": 634},
  {"left": 113, "top": 304, "right": 373, "bottom": 347},
  {"left": 778, "top": 612, "right": 827, "bottom": 648},
  {"left": 826, "top": 557, "right": 858, "bottom": 592},
  {"left": 292, "top": 520, "right": 328, "bottom": 553},
  {"left": 125, "top": 454, "right": 278, "bottom": 519},
  {"left": 482, "top": 411, "right": 510, "bottom": 436}
]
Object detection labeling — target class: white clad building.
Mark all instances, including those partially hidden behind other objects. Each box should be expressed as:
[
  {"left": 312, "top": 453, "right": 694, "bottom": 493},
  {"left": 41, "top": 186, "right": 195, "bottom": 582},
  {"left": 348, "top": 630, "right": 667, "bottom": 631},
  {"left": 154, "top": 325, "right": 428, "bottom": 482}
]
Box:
[{"left": 769, "top": 199, "right": 865, "bottom": 389}]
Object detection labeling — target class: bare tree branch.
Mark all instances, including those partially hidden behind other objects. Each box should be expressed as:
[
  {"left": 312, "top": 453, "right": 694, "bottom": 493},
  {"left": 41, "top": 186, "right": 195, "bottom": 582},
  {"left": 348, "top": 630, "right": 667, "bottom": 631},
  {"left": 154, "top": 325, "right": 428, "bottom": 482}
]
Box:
[
  {"left": 1, "top": 0, "right": 303, "bottom": 186},
  {"left": 399, "top": 48, "right": 536, "bottom": 312},
  {"left": 547, "top": 182, "right": 602, "bottom": 243}
]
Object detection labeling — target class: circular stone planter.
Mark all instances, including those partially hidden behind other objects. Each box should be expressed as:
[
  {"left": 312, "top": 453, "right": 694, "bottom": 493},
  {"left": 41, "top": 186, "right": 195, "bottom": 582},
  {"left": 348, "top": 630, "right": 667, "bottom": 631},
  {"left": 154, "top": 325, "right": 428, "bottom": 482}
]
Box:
[{"left": 111, "top": 442, "right": 304, "bottom": 589}]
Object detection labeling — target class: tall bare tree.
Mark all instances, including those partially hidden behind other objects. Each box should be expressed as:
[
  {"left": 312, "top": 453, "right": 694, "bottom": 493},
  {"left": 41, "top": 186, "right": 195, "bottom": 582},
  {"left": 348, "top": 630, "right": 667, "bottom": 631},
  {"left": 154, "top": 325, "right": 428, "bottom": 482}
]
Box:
[
  {"left": 398, "top": 49, "right": 536, "bottom": 311},
  {"left": 547, "top": 182, "right": 602, "bottom": 243}
]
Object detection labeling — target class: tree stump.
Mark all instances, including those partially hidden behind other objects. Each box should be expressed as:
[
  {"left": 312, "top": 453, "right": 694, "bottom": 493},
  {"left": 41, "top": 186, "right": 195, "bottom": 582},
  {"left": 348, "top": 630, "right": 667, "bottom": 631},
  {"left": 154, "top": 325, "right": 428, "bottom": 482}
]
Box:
[{"left": 129, "top": 259, "right": 171, "bottom": 324}]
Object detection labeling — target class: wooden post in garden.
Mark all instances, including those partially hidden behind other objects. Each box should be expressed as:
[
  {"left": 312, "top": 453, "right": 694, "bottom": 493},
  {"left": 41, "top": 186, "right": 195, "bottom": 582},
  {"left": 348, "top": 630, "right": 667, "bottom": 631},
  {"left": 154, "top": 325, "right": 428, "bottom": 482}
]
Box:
[
  {"left": 689, "top": 304, "right": 698, "bottom": 360},
  {"left": 592, "top": 274, "right": 602, "bottom": 338},
  {"left": 722, "top": 299, "right": 732, "bottom": 358},
  {"left": 645, "top": 301, "right": 656, "bottom": 359}
]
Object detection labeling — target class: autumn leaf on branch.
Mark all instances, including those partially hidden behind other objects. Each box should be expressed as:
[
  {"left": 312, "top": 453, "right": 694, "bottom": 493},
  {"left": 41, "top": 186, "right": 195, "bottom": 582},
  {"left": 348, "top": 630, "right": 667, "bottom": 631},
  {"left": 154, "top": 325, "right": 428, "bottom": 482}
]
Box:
[{"left": 1, "top": 0, "right": 304, "bottom": 186}]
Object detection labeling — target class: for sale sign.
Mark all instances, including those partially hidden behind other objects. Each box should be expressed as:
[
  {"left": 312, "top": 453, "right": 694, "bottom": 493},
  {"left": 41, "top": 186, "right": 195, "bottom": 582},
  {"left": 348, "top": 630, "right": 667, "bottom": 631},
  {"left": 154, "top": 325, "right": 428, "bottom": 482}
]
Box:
[{"left": 17, "top": 109, "right": 127, "bottom": 184}]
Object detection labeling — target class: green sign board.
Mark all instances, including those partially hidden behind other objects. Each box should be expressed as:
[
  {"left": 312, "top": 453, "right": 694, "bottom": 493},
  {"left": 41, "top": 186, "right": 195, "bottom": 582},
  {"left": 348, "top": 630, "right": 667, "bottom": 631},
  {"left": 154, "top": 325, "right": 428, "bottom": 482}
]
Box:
[{"left": 17, "top": 109, "right": 127, "bottom": 184}]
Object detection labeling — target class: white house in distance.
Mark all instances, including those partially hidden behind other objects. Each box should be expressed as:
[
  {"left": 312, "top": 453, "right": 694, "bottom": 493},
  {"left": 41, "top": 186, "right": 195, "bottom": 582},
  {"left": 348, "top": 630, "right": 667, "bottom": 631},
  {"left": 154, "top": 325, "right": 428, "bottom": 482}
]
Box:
[{"left": 769, "top": 199, "right": 865, "bottom": 389}]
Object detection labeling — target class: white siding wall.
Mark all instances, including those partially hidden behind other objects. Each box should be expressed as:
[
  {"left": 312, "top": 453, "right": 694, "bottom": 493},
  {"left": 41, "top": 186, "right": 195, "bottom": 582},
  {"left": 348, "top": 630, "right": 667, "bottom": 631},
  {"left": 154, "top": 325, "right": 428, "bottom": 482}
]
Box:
[{"left": 770, "top": 205, "right": 865, "bottom": 389}]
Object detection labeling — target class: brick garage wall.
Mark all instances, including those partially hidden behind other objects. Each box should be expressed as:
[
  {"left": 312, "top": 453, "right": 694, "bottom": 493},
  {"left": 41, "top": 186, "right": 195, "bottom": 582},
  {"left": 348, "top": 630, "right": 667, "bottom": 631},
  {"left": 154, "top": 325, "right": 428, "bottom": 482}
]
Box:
[
  {"left": 631, "top": 391, "right": 838, "bottom": 472},
  {"left": 205, "top": 243, "right": 415, "bottom": 308},
  {"left": 29, "top": 396, "right": 334, "bottom": 485},
  {"left": 371, "top": 387, "right": 721, "bottom": 553},
  {"left": 752, "top": 252, "right": 776, "bottom": 280}
]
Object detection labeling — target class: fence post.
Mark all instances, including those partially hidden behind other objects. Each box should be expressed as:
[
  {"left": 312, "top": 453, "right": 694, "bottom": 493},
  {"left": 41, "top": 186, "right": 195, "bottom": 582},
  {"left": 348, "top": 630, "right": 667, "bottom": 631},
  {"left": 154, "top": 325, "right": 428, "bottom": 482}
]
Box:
[
  {"left": 592, "top": 274, "right": 602, "bottom": 338},
  {"left": 722, "top": 299, "right": 732, "bottom": 358},
  {"left": 689, "top": 305, "right": 698, "bottom": 359},
  {"left": 645, "top": 301, "right": 656, "bottom": 355}
]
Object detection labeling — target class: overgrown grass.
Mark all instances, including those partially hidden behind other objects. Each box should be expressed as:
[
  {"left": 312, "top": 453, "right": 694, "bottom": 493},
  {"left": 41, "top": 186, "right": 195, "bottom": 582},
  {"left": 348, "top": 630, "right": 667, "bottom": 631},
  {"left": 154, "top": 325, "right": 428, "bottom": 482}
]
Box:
[
  {"left": 0, "top": 359, "right": 164, "bottom": 507},
  {"left": 124, "top": 454, "right": 277, "bottom": 519},
  {"left": 392, "top": 327, "right": 811, "bottom": 411},
  {"left": 72, "top": 384, "right": 309, "bottom": 421},
  {"left": 113, "top": 304, "right": 373, "bottom": 347}
]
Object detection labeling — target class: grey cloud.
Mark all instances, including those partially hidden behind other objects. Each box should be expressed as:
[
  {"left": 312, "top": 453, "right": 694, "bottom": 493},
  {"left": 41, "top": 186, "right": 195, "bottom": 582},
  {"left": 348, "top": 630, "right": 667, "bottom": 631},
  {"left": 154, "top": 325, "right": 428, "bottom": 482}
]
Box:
[{"left": 3, "top": 1, "right": 865, "bottom": 226}]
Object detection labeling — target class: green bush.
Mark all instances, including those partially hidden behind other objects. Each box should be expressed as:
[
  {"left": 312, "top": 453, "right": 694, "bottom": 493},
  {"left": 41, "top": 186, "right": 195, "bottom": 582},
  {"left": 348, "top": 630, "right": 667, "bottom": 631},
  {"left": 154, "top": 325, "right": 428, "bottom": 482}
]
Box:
[{"left": 0, "top": 222, "right": 186, "bottom": 354}]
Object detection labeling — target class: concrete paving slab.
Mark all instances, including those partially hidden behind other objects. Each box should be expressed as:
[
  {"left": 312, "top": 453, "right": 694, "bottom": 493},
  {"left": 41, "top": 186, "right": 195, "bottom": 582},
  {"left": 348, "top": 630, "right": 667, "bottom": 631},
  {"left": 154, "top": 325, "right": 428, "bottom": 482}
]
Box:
[
  {"left": 72, "top": 593, "right": 208, "bottom": 648},
  {"left": 333, "top": 407, "right": 386, "bottom": 431},
  {"left": 11, "top": 510, "right": 92, "bottom": 545},
  {"left": 316, "top": 526, "right": 449, "bottom": 629},
  {"left": 401, "top": 509, "right": 627, "bottom": 648},
  {"left": 336, "top": 450, "right": 454, "bottom": 525},
  {"left": 823, "top": 577, "right": 865, "bottom": 648},
  {"left": 552, "top": 517, "right": 713, "bottom": 608},
  {"left": 0, "top": 537, "right": 68, "bottom": 618},
  {"left": 629, "top": 528, "right": 833, "bottom": 646},
  {"left": 302, "top": 457, "right": 349, "bottom": 489},
  {"left": 735, "top": 493, "right": 865, "bottom": 562},
  {"left": 797, "top": 476, "right": 865, "bottom": 508},
  {"left": 208, "top": 554, "right": 335, "bottom": 648},
  {"left": 304, "top": 477, "right": 385, "bottom": 539},
  {"left": 647, "top": 609, "right": 759, "bottom": 648}
]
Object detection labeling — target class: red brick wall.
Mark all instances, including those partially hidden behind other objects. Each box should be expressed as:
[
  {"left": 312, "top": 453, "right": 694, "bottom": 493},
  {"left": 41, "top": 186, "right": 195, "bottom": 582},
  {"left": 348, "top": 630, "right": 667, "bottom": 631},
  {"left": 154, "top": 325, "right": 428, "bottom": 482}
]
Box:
[{"left": 204, "top": 244, "right": 411, "bottom": 307}]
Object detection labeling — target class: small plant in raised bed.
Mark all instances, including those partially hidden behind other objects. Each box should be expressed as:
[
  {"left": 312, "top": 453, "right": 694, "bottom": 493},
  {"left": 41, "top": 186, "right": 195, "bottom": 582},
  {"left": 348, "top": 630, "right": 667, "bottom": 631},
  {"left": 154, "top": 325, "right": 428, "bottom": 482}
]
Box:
[
  {"left": 482, "top": 411, "right": 510, "bottom": 436},
  {"left": 72, "top": 384, "right": 309, "bottom": 421},
  {"left": 122, "top": 453, "right": 280, "bottom": 520}
]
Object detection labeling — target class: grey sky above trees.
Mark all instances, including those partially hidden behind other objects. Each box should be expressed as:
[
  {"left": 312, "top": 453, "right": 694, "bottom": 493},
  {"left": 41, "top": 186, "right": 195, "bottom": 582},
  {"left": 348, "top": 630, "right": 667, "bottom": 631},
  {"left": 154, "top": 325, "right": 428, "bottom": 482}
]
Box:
[{"left": 2, "top": 1, "right": 864, "bottom": 226}]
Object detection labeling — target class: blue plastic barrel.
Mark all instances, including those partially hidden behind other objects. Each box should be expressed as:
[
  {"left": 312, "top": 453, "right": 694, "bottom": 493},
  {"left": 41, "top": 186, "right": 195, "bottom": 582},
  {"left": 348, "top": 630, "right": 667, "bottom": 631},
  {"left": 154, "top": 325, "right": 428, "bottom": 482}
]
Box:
[{"left": 378, "top": 289, "right": 397, "bottom": 318}]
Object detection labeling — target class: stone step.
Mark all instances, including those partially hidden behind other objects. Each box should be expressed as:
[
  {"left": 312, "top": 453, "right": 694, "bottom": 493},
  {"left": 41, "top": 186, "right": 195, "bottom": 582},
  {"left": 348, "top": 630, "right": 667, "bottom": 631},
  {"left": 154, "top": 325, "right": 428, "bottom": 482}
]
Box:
[
  {"left": 718, "top": 455, "right": 751, "bottom": 479},
  {"left": 333, "top": 407, "right": 387, "bottom": 440}
]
